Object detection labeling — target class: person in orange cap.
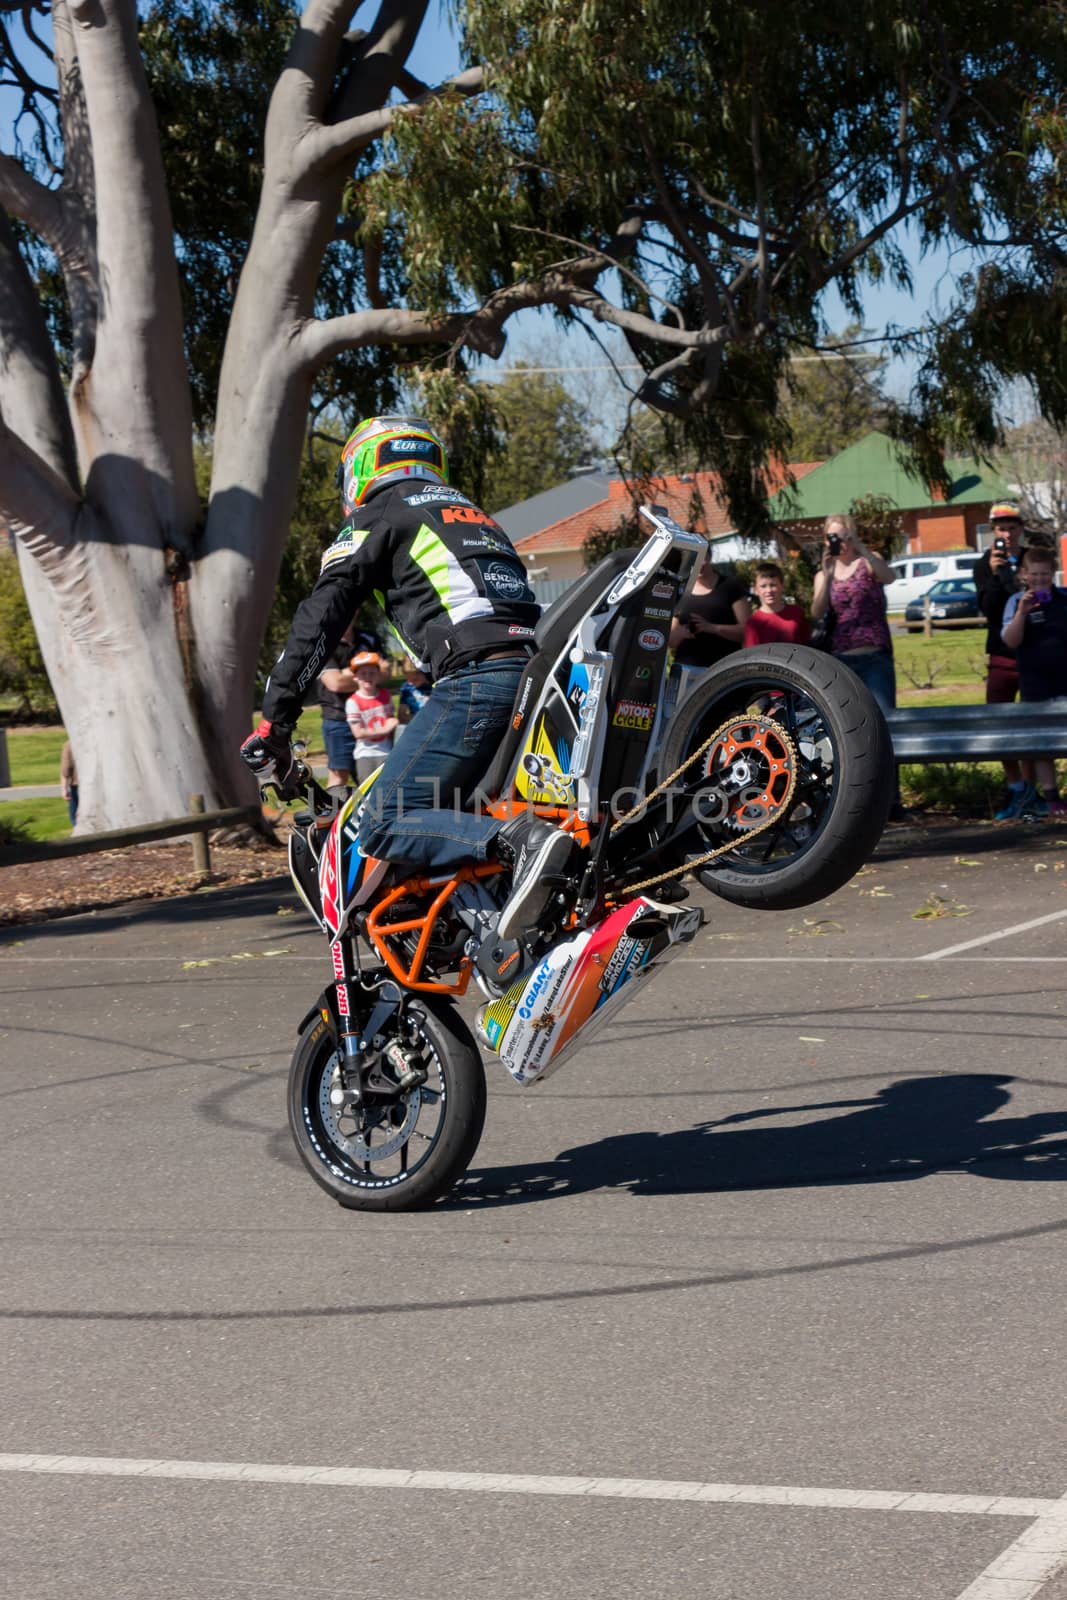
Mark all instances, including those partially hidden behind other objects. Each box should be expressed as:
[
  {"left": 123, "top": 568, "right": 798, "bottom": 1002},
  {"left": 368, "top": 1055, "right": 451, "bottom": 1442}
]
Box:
[{"left": 344, "top": 651, "right": 398, "bottom": 784}]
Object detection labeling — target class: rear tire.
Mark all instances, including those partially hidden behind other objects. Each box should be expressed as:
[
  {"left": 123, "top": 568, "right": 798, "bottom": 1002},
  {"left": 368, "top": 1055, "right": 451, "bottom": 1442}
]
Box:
[
  {"left": 658, "top": 643, "right": 894, "bottom": 910},
  {"left": 288, "top": 999, "right": 486, "bottom": 1211}
]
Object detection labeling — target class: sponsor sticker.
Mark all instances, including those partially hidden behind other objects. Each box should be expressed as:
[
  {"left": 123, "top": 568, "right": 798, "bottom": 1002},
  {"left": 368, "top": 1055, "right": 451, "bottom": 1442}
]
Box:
[
  {"left": 480, "top": 559, "right": 530, "bottom": 601},
  {"left": 518, "top": 956, "right": 554, "bottom": 1020},
  {"left": 638, "top": 628, "right": 665, "bottom": 651},
  {"left": 652, "top": 581, "right": 674, "bottom": 599},
  {"left": 320, "top": 529, "right": 368, "bottom": 571},
  {"left": 599, "top": 934, "right": 640, "bottom": 994},
  {"left": 443, "top": 505, "right": 501, "bottom": 527},
  {"left": 643, "top": 606, "right": 671, "bottom": 620},
  {"left": 404, "top": 488, "right": 469, "bottom": 506},
  {"left": 634, "top": 664, "right": 653, "bottom": 681},
  {"left": 611, "top": 698, "right": 655, "bottom": 731}
]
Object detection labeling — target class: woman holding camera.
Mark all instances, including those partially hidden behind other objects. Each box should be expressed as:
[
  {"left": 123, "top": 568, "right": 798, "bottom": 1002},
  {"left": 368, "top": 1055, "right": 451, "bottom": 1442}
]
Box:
[{"left": 812, "top": 513, "right": 904, "bottom": 817}]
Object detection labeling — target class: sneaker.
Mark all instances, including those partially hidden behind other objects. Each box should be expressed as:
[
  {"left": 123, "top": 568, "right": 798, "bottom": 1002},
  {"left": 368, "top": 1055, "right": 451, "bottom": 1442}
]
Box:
[
  {"left": 995, "top": 782, "right": 1042, "bottom": 821},
  {"left": 495, "top": 816, "right": 577, "bottom": 941}
]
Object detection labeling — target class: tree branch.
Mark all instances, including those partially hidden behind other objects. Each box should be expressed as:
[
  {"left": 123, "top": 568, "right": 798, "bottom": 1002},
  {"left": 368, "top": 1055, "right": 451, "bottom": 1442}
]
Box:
[
  {"left": 272, "top": 0, "right": 366, "bottom": 127},
  {"left": 302, "top": 64, "right": 485, "bottom": 176},
  {"left": 0, "top": 408, "right": 80, "bottom": 553},
  {"left": 296, "top": 305, "right": 471, "bottom": 369},
  {"left": 0, "top": 206, "right": 80, "bottom": 492},
  {"left": 0, "top": 152, "right": 65, "bottom": 245},
  {"left": 63, "top": 0, "right": 196, "bottom": 529}
]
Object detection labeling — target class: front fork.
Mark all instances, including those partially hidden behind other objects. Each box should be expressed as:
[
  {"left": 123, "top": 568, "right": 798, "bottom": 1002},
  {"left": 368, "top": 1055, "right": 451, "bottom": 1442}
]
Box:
[{"left": 328, "top": 938, "right": 425, "bottom": 1104}]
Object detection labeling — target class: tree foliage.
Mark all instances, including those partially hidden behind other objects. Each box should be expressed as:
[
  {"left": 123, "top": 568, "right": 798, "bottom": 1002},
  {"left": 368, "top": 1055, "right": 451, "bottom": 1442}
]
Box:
[
  {"left": 778, "top": 330, "right": 889, "bottom": 461},
  {"left": 363, "top": 0, "right": 1067, "bottom": 522},
  {"left": 478, "top": 362, "right": 596, "bottom": 512},
  {"left": 997, "top": 414, "right": 1067, "bottom": 535},
  {"left": 0, "top": 549, "right": 53, "bottom": 714}
]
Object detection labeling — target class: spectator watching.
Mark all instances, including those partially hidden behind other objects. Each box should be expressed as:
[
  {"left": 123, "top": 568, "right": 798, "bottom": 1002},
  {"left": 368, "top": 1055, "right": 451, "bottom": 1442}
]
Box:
[
  {"left": 999, "top": 544, "right": 1067, "bottom": 818},
  {"left": 744, "top": 562, "right": 811, "bottom": 646},
  {"left": 345, "top": 651, "right": 399, "bottom": 784},
  {"left": 973, "top": 502, "right": 1041, "bottom": 819},
  {"left": 397, "top": 657, "right": 432, "bottom": 725},
  {"left": 316, "top": 622, "right": 383, "bottom": 788},
  {"left": 669, "top": 557, "right": 752, "bottom": 668},
  {"left": 59, "top": 740, "right": 78, "bottom": 827},
  {"left": 812, "top": 512, "right": 904, "bottom": 819}
]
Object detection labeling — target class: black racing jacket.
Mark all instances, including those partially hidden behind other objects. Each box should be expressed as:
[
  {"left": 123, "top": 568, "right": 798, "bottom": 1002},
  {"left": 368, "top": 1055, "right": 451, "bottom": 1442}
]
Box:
[{"left": 262, "top": 482, "right": 540, "bottom": 730}]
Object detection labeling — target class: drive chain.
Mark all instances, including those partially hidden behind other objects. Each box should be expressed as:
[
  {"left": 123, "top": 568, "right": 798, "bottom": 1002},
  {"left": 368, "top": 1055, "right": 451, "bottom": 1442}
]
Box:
[{"left": 608, "top": 714, "right": 799, "bottom": 896}]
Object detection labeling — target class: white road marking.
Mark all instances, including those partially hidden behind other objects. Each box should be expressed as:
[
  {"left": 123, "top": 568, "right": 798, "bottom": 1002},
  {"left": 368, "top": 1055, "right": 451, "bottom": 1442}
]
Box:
[
  {"left": 672, "top": 956, "right": 1067, "bottom": 964},
  {"left": 920, "top": 908, "right": 1067, "bottom": 962},
  {"left": 950, "top": 1490, "right": 1067, "bottom": 1600},
  {"left": 0, "top": 1453, "right": 1059, "bottom": 1519}
]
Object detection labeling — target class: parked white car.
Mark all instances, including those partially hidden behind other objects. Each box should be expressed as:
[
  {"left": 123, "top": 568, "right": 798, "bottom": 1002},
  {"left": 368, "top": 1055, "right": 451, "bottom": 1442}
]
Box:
[{"left": 883, "top": 552, "right": 981, "bottom": 611}]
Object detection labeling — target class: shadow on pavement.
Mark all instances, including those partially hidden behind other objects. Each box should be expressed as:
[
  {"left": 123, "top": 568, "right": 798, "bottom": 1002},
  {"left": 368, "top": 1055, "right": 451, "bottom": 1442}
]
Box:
[
  {"left": 0, "top": 874, "right": 295, "bottom": 947},
  {"left": 456, "top": 1073, "right": 1067, "bottom": 1207},
  {"left": 873, "top": 816, "right": 1066, "bottom": 862}
]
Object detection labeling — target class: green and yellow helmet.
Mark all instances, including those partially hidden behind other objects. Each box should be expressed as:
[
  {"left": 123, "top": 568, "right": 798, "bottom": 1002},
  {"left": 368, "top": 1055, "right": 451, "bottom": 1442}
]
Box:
[{"left": 338, "top": 415, "right": 449, "bottom": 510}]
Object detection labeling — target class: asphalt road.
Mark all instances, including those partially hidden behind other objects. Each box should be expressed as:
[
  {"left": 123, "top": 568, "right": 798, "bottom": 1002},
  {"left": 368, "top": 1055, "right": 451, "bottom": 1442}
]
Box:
[{"left": 2, "top": 819, "right": 1067, "bottom": 1600}]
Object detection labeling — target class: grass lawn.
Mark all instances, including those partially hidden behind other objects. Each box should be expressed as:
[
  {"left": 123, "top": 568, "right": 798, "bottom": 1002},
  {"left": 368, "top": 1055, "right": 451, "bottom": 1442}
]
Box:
[
  {"left": 3, "top": 724, "right": 67, "bottom": 785},
  {"left": 0, "top": 796, "right": 71, "bottom": 842},
  {"left": 892, "top": 627, "right": 987, "bottom": 706}
]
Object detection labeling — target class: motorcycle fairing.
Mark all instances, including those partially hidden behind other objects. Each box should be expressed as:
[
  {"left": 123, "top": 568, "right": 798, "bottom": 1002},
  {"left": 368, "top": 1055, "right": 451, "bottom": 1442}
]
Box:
[
  {"left": 481, "top": 895, "right": 703, "bottom": 1085},
  {"left": 499, "top": 512, "right": 700, "bottom": 820},
  {"left": 318, "top": 774, "right": 389, "bottom": 939}
]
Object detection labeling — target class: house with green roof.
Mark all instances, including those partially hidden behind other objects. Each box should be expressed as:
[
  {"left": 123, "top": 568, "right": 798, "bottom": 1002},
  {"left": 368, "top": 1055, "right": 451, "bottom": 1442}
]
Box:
[{"left": 767, "top": 431, "right": 1010, "bottom": 554}]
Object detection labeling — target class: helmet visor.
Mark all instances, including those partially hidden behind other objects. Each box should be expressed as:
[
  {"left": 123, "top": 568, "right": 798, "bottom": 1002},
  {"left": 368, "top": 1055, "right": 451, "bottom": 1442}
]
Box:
[{"left": 370, "top": 434, "right": 445, "bottom": 476}]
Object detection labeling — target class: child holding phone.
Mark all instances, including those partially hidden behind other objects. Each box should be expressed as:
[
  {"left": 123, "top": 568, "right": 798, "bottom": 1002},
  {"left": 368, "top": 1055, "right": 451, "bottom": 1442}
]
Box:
[{"left": 1001, "top": 545, "right": 1067, "bottom": 816}]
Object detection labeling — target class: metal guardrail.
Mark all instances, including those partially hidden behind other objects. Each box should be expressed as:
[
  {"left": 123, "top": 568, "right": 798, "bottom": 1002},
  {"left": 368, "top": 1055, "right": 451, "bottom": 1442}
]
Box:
[
  {"left": 884, "top": 700, "right": 1067, "bottom": 763},
  {"left": 0, "top": 800, "right": 262, "bottom": 870}
]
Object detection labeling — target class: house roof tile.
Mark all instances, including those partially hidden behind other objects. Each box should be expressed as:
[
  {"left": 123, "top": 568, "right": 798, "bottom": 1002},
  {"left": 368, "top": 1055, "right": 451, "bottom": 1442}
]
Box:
[
  {"left": 514, "top": 464, "right": 821, "bottom": 556},
  {"left": 766, "top": 430, "right": 1011, "bottom": 521}
]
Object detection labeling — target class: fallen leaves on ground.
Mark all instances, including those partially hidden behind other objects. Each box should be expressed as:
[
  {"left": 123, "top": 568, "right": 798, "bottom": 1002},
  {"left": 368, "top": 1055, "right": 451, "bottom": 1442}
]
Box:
[
  {"left": 912, "top": 893, "right": 973, "bottom": 920},
  {"left": 0, "top": 841, "right": 288, "bottom": 927},
  {"left": 786, "top": 917, "right": 845, "bottom": 936}
]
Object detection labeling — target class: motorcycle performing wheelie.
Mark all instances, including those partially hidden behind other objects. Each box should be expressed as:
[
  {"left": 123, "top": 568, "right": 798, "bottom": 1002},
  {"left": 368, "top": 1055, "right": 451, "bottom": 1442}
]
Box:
[{"left": 253, "top": 505, "right": 893, "bottom": 1212}]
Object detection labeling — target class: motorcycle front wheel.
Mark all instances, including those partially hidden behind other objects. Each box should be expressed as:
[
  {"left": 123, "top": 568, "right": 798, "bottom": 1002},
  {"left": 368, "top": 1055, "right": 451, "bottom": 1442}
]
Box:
[
  {"left": 657, "top": 643, "right": 894, "bottom": 910},
  {"left": 288, "top": 998, "right": 486, "bottom": 1211}
]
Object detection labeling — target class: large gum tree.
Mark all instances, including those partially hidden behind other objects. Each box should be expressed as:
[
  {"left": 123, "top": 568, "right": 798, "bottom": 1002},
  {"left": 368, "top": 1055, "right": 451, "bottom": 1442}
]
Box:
[
  {"left": 0, "top": 0, "right": 481, "bottom": 829},
  {"left": 0, "top": 0, "right": 1063, "bottom": 829}
]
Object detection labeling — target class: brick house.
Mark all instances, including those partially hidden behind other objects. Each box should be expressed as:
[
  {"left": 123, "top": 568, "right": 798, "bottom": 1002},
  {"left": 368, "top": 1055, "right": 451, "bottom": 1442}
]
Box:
[
  {"left": 506, "top": 462, "right": 822, "bottom": 592},
  {"left": 766, "top": 430, "right": 1012, "bottom": 554}
]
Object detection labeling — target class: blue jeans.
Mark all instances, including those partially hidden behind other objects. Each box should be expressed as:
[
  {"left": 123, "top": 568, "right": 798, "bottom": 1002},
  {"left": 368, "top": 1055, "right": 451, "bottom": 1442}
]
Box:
[
  {"left": 358, "top": 658, "right": 525, "bottom": 874},
  {"left": 835, "top": 648, "right": 899, "bottom": 804},
  {"left": 322, "top": 717, "right": 355, "bottom": 774},
  {"left": 835, "top": 648, "right": 897, "bottom": 715}
]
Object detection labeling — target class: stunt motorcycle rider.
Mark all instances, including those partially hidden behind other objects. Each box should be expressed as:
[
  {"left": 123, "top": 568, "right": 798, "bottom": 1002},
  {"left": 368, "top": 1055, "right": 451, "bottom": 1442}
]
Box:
[{"left": 240, "top": 415, "right": 576, "bottom": 940}]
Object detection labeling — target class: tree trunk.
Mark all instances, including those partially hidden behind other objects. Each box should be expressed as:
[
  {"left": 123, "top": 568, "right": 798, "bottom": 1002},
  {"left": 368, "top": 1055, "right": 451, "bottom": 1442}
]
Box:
[
  {"left": 0, "top": 0, "right": 435, "bottom": 830},
  {"left": 18, "top": 531, "right": 237, "bottom": 831}
]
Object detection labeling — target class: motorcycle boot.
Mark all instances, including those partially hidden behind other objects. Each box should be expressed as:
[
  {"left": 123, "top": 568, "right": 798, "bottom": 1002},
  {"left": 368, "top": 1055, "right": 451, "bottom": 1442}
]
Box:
[{"left": 494, "top": 815, "right": 577, "bottom": 942}]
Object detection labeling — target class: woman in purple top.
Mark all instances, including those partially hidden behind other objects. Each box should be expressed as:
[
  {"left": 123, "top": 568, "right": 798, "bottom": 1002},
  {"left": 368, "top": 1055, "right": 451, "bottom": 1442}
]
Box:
[{"left": 811, "top": 512, "right": 903, "bottom": 815}]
